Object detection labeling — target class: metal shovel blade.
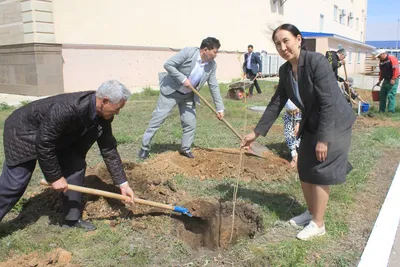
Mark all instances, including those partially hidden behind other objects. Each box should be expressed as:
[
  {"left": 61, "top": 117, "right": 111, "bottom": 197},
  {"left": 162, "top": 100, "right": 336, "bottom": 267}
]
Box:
[{"left": 246, "top": 142, "right": 270, "bottom": 158}]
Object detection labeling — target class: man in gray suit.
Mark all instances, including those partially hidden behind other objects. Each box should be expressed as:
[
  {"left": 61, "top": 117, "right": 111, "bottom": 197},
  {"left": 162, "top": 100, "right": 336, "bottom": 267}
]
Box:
[
  {"left": 139, "top": 37, "right": 225, "bottom": 159},
  {"left": 243, "top": 45, "right": 262, "bottom": 96}
]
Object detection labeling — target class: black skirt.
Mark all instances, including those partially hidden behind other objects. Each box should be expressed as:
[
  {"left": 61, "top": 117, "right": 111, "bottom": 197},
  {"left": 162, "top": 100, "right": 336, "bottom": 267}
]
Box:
[{"left": 297, "top": 126, "right": 352, "bottom": 185}]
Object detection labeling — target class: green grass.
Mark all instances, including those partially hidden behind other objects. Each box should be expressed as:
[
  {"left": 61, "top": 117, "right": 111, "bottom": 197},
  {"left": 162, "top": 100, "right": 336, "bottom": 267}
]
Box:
[{"left": 0, "top": 82, "right": 399, "bottom": 266}]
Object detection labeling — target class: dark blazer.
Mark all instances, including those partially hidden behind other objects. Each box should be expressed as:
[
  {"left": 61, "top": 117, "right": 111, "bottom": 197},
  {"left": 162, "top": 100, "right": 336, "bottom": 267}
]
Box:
[
  {"left": 3, "top": 91, "right": 127, "bottom": 184},
  {"left": 254, "top": 50, "right": 356, "bottom": 142},
  {"left": 243, "top": 52, "right": 262, "bottom": 74}
]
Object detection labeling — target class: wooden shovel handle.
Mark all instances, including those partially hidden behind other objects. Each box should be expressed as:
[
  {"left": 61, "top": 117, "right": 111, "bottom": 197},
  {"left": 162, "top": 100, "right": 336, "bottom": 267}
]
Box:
[
  {"left": 40, "top": 180, "right": 174, "bottom": 211},
  {"left": 188, "top": 85, "right": 243, "bottom": 140}
]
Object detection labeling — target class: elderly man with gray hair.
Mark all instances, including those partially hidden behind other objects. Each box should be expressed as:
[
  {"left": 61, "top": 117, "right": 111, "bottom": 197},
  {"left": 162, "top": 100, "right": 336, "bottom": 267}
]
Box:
[
  {"left": 0, "top": 80, "right": 134, "bottom": 231},
  {"left": 325, "top": 48, "right": 347, "bottom": 82}
]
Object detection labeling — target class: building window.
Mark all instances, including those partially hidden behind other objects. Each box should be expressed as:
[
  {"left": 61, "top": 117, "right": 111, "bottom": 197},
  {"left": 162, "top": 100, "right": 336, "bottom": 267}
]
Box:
[
  {"left": 340, "top": 9, "right": 346, "bottom": 24},
  {"left": 333, "top": 5, "right": 338, "bottom": 21},
  {"left": 360, "top": 31, "right": 363, "bottom": 41},
  {"left": 348, "top": 48, "right": 353, "bottom": 64},
  {"left": 348, "top": 12, "right": 354, "bottom": 27},
  {"left": 320, "top": 14, "right": 324, "bottom": 32},
  {"left": 356, "top": 18, "right": 359, "bottom": 31},
  {"left": 357, "top": 51, "right": 361, "bottom": 64}
]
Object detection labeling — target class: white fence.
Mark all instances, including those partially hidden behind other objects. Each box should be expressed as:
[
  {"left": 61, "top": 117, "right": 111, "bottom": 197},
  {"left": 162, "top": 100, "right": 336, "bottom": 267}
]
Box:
[{"left": 260, "top": 53, "right": 286, "bottom": 77}]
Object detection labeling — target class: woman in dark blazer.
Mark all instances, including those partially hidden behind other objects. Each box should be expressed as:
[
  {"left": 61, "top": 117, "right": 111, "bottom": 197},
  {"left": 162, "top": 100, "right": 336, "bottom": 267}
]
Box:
[{"left": 241, "top": 24, "right": 356, "bottom": 240}]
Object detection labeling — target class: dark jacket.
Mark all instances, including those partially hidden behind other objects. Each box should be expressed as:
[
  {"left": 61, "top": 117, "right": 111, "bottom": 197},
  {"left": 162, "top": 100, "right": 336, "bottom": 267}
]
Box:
[
  {"left": 325, "top": 51, "right": 344, "bottom": 82},
  {"left": 379, "top": 54, "right": 400, "bottom": 81},
  {"left": 243, "top": 52, "right": 262, "bottom": 74},
  {"left": 255, "top": 50, "right": 356, "bottom": 143},
  {"left": 3, "top": 91, "right": 127, "bottom": 184}
]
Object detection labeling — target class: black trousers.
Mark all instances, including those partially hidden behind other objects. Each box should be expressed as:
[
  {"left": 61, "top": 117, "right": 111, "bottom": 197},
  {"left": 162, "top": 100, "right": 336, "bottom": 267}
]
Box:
[
  {"left": 246, "top": 69, "right": 261, "bottom": 95},
  {"left": 0, "top": 153, "right": 86, "bottom": 222}
]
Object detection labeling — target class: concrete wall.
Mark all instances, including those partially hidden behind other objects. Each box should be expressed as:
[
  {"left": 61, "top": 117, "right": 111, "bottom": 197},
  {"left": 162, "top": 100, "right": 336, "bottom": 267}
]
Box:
[
  {"left": 0, "top": 43, "right": 63, "bottom": 96},
  {"left": 0, "top": 0, "right": 55, "bottom": 45},
  {"left": 62, "top": 45, "right": 242, "bottom": 93},
  {"left": 0, "top": 0, "right": 24, "bottom": 45},
  {"left": 21, "top": 0, "right": 56, "bottom": 43},
  {"left": 0, "top": 0, "right": 372, "bottom": 95}
]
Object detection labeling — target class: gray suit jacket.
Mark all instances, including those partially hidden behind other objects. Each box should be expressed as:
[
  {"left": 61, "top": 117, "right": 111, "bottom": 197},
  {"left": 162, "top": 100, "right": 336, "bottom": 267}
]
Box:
[
  {"left": 159, "top": 47, "right": 224, "bottom": 111},
  {"left": 255, "top": 50, "right": 355, "bottom": 142}
]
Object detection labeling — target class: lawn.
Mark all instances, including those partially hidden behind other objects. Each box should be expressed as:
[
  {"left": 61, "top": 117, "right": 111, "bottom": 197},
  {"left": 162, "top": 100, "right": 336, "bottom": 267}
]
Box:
[{"left": 0, "top": 81, "right": 400, "bottom": 266}]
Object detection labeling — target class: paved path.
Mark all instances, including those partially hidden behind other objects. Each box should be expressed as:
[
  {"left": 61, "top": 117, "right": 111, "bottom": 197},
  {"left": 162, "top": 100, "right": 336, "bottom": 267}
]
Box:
[
  {"left": 389, "top": 223, "right": 400, "bottom": 266},
  {"left": 0, "top": 93, "right": 44, "bottom": 107}
]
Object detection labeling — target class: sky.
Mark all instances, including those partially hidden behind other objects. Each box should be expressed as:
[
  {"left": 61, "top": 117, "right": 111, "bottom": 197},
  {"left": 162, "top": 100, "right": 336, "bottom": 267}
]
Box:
[{"left": 366, "top": 0, "right": 400, "bottom": 41}]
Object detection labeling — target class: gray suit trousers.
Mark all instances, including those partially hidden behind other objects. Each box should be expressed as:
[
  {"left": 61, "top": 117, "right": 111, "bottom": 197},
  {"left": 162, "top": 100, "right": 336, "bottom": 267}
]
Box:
[{"left": 142, "top": 91, "right": 196, "bottom": 152}]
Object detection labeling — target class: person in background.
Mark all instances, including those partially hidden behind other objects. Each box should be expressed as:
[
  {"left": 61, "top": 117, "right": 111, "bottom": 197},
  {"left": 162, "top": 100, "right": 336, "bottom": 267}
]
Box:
[
  {"left": 340, "top": 77, "right": 367, "bottom": 105},
  {"left": 325, "top": 48, "right": 346, "bottom": 82},
  {"left": 374, "top": 49, "right": 399, "bottom": 113},
  {"left": 243, "top": 45, "right": 262, "bottom": 96}
]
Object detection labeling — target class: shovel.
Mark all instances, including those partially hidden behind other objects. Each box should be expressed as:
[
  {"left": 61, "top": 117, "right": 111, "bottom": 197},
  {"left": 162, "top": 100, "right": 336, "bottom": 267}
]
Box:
[
  {"left": 188, "top": 84, "right": 269, "bottom": 158},
  {"left": 40, "top": 180, "right": 193, "bottom": 217}
]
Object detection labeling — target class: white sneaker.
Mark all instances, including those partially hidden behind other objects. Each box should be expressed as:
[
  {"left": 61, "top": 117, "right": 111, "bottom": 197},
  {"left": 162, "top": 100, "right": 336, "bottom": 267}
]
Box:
[
  {"left": 296, "top": 221, "right": 326, "bottom": 241},
  {"left": 289, "top": 210, "right": 312, "bottom": 227}
]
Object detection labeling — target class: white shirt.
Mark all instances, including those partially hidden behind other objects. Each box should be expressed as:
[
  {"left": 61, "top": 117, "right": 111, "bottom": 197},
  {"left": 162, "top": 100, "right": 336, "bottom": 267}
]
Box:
[
  {"left": 179, "top": 54, "right": 224, "bottom": 113},
  {"left": 246, "top": 52, "right": 252, "bottom": 69},
  {"left": 180, "top": 55, "right": 208, "bottom": 94}
]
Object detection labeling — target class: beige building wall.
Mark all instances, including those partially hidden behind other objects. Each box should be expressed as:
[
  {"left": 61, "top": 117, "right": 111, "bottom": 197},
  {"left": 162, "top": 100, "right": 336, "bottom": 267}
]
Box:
[
  {"left": 52, "top": 0, "right": 367, "bottom": 50},
  {"left": 52, "top": 0, "right": 279, "bottom": 53},
  {"left": 0, "top": 0, "right": 372, "bottom": 95},
  {"left": 283, "top": 0, "right": 367, "bottom": 42},
  {"left": 0, "top": 0, "right": 24, "bottom": 45},
  {"left": 21, "top": 0, "right": 55, "bottom": 43},
  {"left": 62, "top": 45, "right": 243, "bottom": 93}
]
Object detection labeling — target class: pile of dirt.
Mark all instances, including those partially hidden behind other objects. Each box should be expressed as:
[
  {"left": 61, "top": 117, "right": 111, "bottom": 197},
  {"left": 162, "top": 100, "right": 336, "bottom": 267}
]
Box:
[
  {"left": 354, "top": 115, "right": 400, "bottom": 131},
  {"left": 81, "top": 146, "right": 290, "bottom": 220},
  {"left": 81, "top": 156, "right": 267, "bottom": 251},
  {"left": 86, "top": 148, "right": 291, "bottom": 192},
  {"left": 127, "top": 148, "right": 290, "bottom": 182},
  {"left": 145, "top": 148, "right": 290, "bottom": 181},
  {"left": 83, "top": 164, "right": 182, "bottom": 219},
  {"left": 0, "top": 248, "right": 75, "bottom": 267}
]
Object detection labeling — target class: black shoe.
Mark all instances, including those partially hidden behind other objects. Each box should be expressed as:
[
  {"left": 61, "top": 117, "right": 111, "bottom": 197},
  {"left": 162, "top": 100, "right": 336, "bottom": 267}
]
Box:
[
  {"left": 138, "top": 148, "right": 150, "bottom": 160},
  {"left": 62, "top": 219, "right": 96, "bottom": 231},
  {"left": 178, "top": 149, "right": 195, "bottom": 158}
]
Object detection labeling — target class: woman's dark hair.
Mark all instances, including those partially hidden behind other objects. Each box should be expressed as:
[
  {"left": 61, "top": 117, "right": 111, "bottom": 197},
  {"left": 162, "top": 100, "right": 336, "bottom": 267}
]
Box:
[{"left": 272, "top": 23, "right": 307, "bottom": 50}]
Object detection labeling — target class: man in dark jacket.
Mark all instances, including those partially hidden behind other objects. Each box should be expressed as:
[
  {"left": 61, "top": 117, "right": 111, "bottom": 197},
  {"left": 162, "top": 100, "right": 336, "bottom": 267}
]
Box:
[
  {"left": 0, "top": 80, "right": 134, "bottom": 231},
  {"left": 325, "top": 48, "right": 346, "bottom": 82},
  {"left": 243, "top": 45, "right": 262, "bottom": 96}
]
